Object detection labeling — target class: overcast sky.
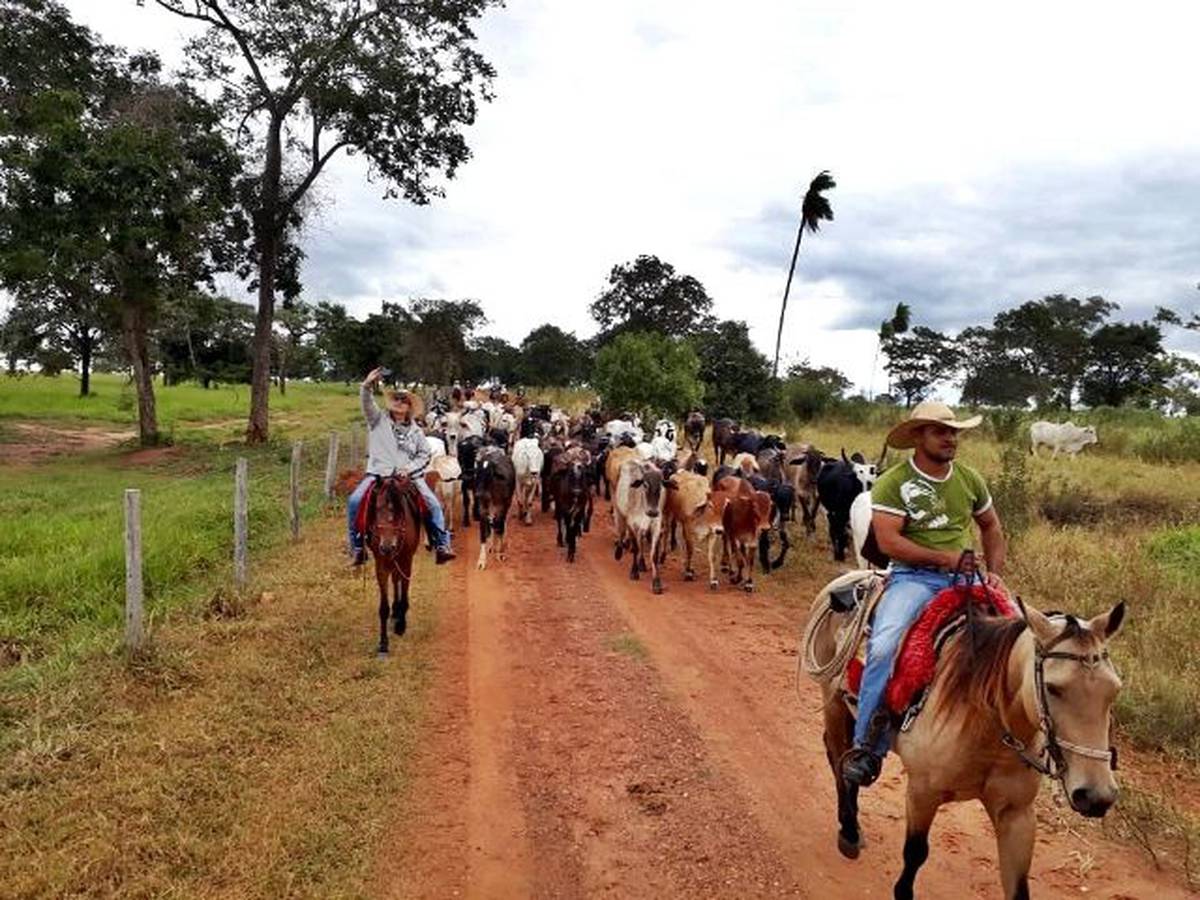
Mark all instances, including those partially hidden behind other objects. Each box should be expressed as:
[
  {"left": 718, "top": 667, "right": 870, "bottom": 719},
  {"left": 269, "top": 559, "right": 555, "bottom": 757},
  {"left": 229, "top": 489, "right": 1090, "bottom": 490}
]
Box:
[{"left": 65, "top": 0, "right": 1200, "bottom": 392}]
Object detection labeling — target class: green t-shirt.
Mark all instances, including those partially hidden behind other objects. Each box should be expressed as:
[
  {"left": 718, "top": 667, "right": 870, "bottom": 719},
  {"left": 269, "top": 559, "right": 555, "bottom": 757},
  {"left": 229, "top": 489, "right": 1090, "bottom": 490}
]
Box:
[{"left": 870, "top": 459, "right": 992, "bottom": 553}]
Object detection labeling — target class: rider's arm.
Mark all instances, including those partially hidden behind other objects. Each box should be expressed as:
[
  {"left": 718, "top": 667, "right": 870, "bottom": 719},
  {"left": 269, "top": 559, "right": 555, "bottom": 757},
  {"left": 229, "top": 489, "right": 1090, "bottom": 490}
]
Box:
[
  {"left": 975, "top": 506, "right": 1006, "bottom": 577},
  {"left": 405, "top": 425, "right": 431, "bottom": 475},
  {"left": 872, "top": 510, "right": 959, "bottom": 570},
  {"left": 360, "top": 370, "right": 382, "bottom": 429}
]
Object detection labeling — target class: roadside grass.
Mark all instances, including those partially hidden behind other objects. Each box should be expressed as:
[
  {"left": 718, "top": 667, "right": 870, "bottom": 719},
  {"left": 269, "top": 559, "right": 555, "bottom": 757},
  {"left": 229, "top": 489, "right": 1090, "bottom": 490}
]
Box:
[
  {"left": 0, "top": 517, "right": 443, "bottom": 899},
  {"left": 0, "top": 372, "right": 359, "bottom": 438},
  {"left": 606, "top": 631, "right": 649, "bottom": 661}
]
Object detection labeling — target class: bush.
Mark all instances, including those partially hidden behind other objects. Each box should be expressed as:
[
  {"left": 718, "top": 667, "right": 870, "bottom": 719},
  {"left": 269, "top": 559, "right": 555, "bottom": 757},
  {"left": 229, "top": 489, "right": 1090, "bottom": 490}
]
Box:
[
  {"left": 991, "top": 442, "right": 1031, "bottom": 542},
  {"left": 1133, "top": 418, "right": 1200, "bottom": 463},
  {"left": 986, "top": 408, "right": 1026, "bottom": 444},
  {"left": 591, "top": 331, "right": 702, "bottom": 420}
]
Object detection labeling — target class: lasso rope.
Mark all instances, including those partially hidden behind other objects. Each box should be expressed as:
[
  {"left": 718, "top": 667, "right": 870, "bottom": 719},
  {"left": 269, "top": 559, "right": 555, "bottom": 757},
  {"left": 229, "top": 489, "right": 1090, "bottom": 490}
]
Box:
[{"left": 800, "top": 569, "right": 879, "bottom": 684}]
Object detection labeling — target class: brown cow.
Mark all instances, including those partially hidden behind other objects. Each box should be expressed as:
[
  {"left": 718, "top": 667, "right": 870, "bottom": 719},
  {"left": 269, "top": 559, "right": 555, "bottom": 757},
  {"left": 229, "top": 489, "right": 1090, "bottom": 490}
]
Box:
[
  {"left": 659, "top": 470, "right": 719, "bottom": 586},
  {"left": 714, "top": 475, "right": 772, "bottom": 593}
]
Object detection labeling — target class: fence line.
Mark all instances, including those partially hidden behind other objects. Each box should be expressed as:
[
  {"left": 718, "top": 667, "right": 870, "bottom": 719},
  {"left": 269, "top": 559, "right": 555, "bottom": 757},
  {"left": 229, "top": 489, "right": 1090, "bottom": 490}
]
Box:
[
  {"left": 323, "top": 432, "right": 340, "bottom": 500},
  {"left": 124, "top": 489, "right": 144, "bottom": 651}
]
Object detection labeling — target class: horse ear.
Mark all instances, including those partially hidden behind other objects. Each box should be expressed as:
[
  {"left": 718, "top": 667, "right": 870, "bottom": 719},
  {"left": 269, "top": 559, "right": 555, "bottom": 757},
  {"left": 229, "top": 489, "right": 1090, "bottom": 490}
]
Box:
[
  {"left": 1089, "top": 601, "right": 1126, "bottom": 638},
  {"left": 1017, "top": 596, "right": 1059, "bottom": 646}
]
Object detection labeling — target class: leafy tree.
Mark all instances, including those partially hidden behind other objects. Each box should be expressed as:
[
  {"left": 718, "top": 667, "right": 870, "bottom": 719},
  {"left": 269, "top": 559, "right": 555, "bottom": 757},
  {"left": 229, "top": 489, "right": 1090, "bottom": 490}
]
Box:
[
  {"left": 467, "top": 336, "right": 520, "bottom": 385},
  {"left": 773, "top": 170, "right": 835, "bottom": 377},
  {"left": 883, "top": 325, "right": 955, "bottom": 408},
  {"left": 516, "top": 323, "right": 590, "bottom": 386},
  {"left": 589, "top": 255, "right": 715, "bottom": 342},
  {"left": 148, "top": 0, "right": 500, "bottom": 443},
  {"left": 0, "top": 10, "right": 240, "bottom": 443},
  {"left": 991, "top": 294, "right": 1116, "bottom": 409},
  {"left": 159, "top": 292, "right": 255, "bottom": 387},
  {"left": 402, "top": 298, "right": 485, "bottom": 384},
  {"left": 689, "top": 319, "right": 777, "bottom": 421},
  {"left": 1080, "top": 321, "right": 1170, "bottom": 408},
  {"left": 592, "top": 332, "right": 702, "bottom": 420},
  {"left": 784, "top": 360, "right": 852, "bottom": 421},
  {"left": 869, "top": 302, "right": 909, "bottom": 400},
  {"left": 273, "top": 299, "right": 315, "bottom": 394},
  {"left": 957, "top": 326, "right": 1039, "bottom": 408}
]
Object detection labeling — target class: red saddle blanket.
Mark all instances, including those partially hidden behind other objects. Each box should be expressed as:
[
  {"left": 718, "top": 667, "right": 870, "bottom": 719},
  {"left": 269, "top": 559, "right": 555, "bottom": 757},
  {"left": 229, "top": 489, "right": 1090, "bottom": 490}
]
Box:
[
  {"left": 846, "top": 583, "right": 1017, "bottom": 714},
  {"left": 354, "top": 477, "right": 427, "bottom": 536}
]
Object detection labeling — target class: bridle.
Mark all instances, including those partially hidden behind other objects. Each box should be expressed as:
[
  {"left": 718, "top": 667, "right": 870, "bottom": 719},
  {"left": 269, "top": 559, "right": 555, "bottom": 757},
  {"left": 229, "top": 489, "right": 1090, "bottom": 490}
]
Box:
[{"left": 1001, "top": 620, "right": 1119, "bottom": 781}]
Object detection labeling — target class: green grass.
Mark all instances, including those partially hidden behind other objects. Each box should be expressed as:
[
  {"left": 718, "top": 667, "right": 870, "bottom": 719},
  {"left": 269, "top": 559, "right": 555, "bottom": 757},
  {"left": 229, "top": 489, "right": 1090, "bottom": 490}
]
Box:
[
  {"left": 605, "top": 631, "right": 649, "bottom": 661},
  {"left": 0, "top": 372, "right": 360, "bottom": 436}
]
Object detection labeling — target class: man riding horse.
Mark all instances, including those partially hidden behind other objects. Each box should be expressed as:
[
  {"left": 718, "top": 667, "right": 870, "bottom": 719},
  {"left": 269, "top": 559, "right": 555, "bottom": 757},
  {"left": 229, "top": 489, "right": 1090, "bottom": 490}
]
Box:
[
  {"left": 840, "top": 401, "right": 1007, "bottom": 787},
  {"left": 347, "top": 366, "right": 456, "bottom": 566}
]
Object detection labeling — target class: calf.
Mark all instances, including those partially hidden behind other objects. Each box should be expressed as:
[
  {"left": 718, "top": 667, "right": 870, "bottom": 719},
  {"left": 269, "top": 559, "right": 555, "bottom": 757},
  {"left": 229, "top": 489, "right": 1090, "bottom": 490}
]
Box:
[
  {"left": 714, "top": 475, "right": 772, "bottom": 592},
  {"left": 424, "top": 454, "right": 462, "bottom": 532},
  {"left": 550, "top": 449, "right": 592, "bottom": 562},
  {"left": 787, "top": 443, "right": 824, "bottom": 538},
  {"left": 511, "top": 437, "right": 544, "bottom": 525},
  {"left": 711, "top": 417, "right": 739, "bottom": 466},
  {"left": 613, "top": 459, "right": 666, "bottom": 594},
  {"left": 660, "top": 470, "right": 719, "bottom": 586},
  {"left": 456, "top": 435, "right": 483, "bottom": 527},
  {"left": 684, "top": 410, "right": 705, "bottom": 453},
  {"left": 748, "top": 473, "right": 794, "bottom": 570},
  {"left": 474, "top": 446, "right": 516, "bottom": 570},
  {"left": 1031, "top": 420, "right": 1098, "bottom": 458},
  {"left": 815, "top": 452, "right": 878, "bottom": 562}
]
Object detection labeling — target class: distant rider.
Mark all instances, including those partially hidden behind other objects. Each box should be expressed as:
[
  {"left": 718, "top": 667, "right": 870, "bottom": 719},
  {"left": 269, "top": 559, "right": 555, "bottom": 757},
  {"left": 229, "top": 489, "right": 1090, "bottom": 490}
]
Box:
[
  {"left": 347, "top": 366, "right": 456, "bottom": 566},
  {"left": 841, "top": 401, "right": 1007, "bottom": 787}
]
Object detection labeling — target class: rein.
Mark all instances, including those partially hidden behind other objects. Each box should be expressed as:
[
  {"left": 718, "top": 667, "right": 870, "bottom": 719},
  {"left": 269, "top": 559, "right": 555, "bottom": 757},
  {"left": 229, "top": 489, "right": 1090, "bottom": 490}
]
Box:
[{"left": 1000, "top": 625, "right": 1118, "bottom": 781}]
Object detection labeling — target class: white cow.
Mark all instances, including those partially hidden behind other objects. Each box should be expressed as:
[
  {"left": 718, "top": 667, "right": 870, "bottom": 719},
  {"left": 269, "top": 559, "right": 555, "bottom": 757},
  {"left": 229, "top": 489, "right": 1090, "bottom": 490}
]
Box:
[
  {"left": 425, "top": 435, "right": 447, "bottom": 460},
  {"left": 605, "top": 418, "right": 644, "bottom": 444},
  {"left": 511, "top": 437, "right": 544, "bottom": 525},
  {"left": 849, "top": 491, "right": 874, "bottom": 570},
  {"left": 1030, "top": 421, "right": 1098, "bottom": 458},
  {"left": 613, "top": 458, "right": 666, "bottom": 594},
  {"left": 425, "top": 454, "right": 462, "bottom": 530}
]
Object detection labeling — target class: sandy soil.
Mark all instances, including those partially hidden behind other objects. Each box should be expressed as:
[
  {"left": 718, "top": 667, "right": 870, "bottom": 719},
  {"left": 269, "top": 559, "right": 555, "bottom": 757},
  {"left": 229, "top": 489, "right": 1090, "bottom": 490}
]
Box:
[
  {"left": 372, "top": 500, "right": 1194, "bottom": 899},
  {"left": 0, "top": 421, "right": 134, "bottom": 463}
]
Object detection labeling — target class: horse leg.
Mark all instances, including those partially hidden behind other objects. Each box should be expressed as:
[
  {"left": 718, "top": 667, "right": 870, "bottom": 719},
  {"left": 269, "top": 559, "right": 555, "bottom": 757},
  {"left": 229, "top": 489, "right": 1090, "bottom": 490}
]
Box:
[
  {"left": 987, "top": 799, "right": 1035, "bottom": 900},
  {"left": 823, "top": 700, "right": 862, "bottom": 858},
  {"left": 893, "top": 788, "right": 939, "bottom": 900},
  {"left": 393, "top": 567, "right": 410, "bottom": 636},
  {"left": 377, "top": 567, "right": 390, "bottom": 656}
]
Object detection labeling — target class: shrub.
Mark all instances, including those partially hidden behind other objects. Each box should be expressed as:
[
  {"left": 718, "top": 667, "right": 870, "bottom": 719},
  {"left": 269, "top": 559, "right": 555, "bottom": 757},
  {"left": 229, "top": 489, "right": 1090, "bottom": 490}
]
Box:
[
  {"left": 991, "top": 442, "right": 1032, "bottom": 542},
  {"left": 987, "top": 408, "right": 1025, "bottom": 444},
  {"left": 591, "top": 331, "right": 702, "bottom": 420}
]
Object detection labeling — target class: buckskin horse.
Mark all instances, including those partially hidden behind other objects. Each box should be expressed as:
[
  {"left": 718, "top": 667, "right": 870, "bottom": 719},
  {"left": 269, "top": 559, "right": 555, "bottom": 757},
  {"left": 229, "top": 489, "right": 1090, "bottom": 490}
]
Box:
[
  {"left": 364, "top": 475, "right": 423, "bottom": 656},
  {"left": 807, "top": 581, "right": 1125, "bottom": 900}
]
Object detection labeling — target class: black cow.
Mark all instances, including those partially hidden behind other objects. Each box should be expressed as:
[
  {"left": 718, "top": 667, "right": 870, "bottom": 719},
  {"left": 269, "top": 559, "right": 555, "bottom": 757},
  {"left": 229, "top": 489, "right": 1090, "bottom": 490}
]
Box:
[
  {"left": 815, "top": 457, "right": 865, "bottom": 562},
  {"left": 684, "top": 410, "right": 705, "bottom": 453},
  {"left": 733, "top": 431, "right": 787, "bottom": 456},
  {"left": 550, "top": 450, "right": 593, "bottom": 562},
  {"left": 712, "top": 418, "right": 739, "bottom": 465},
  {"left": 457, "top": 435, "right": 483, "bottom": 527},
  {"left": 749, "top": 474, "right": 794, "bottom": 570},
  {"left": 474, "top": 446, "right": 516, "bottom": 569}
]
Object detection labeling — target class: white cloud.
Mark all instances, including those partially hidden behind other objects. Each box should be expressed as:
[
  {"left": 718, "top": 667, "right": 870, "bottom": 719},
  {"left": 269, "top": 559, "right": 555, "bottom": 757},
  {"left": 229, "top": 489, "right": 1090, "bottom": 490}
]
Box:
[{"left": 65, "top": 0, "right": 1200, "bottom": 389}]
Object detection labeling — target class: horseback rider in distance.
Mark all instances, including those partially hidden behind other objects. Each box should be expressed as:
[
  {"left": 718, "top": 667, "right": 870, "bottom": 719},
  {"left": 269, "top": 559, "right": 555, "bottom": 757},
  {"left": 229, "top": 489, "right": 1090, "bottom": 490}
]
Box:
[
  {"left": 841, "top": 401, "right": 1007, "bottom": 788},
  {"left": 347, "top": 366, "right": 456, "bottom": 566}
]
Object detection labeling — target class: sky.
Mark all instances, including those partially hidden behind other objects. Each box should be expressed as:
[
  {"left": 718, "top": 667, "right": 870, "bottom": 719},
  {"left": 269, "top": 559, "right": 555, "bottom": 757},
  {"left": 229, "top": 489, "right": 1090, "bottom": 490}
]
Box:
[{"left": 63, "top": 0, "right": 1200, "bottom": 393}]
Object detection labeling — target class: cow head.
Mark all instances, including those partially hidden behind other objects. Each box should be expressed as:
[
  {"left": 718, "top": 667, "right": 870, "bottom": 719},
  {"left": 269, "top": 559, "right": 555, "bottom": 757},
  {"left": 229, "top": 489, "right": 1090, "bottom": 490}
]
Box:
[
  {"left": 631, "top": 465, "right": 665, "bottom": 518},
  {"left": 1082, "top": 425, "right": 1099, "bottom": 446}
]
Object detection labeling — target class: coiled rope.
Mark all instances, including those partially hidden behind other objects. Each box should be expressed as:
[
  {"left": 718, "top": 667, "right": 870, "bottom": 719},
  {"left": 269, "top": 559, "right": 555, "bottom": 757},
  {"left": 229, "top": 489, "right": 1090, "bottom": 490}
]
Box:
[{"left": 800, "top": 569, "right": 879, "bottom": 684}]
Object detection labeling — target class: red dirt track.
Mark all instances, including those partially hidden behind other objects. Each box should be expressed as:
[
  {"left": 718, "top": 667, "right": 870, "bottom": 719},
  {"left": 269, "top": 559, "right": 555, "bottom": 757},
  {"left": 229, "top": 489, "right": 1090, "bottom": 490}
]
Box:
[{"left": 374, "top": 501, "right": 1192, "bottom": 899}]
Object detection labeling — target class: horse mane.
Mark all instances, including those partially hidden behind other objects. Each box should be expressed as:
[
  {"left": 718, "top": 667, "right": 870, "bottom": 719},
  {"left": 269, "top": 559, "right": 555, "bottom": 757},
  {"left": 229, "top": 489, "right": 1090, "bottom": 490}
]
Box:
[{"left": 936, "top": 615, "right": 1029, "bottom": 718}]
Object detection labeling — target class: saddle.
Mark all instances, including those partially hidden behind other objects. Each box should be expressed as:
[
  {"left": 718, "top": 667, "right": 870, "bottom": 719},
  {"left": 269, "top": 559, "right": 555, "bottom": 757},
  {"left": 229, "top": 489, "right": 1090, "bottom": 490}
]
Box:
[
  {"left": 355, "top": 475, "right": 428, "bottom": 538},
  {"left": 840, "top": 580, "right": 1017, "bottom": 721}
]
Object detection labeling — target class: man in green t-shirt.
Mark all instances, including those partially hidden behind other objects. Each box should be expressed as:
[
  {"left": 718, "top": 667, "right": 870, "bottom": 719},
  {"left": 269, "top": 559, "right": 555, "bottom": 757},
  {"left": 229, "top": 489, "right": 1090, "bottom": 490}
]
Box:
[{"left": 841, "top": 401, "right": 1008, "bottom": 788}]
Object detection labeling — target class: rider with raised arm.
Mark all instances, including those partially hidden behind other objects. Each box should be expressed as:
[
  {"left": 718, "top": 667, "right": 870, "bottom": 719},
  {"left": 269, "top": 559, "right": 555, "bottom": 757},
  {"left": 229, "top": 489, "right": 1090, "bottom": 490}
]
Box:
[
  {"left": 841, "top": 401, "right": 1007, "bottom": 787},
  {"left": 347, "top": 367, "right": 456, "bottom": 566}
]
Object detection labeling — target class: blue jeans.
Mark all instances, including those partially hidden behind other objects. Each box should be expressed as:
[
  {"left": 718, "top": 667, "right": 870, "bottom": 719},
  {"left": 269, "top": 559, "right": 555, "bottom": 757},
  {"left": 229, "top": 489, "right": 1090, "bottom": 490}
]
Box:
[
  {"left": 347, "top": 473, "right": 451, "bottom": 553},
  {"left": 853, "top": 566, "right": 955, "bottom": 755}
]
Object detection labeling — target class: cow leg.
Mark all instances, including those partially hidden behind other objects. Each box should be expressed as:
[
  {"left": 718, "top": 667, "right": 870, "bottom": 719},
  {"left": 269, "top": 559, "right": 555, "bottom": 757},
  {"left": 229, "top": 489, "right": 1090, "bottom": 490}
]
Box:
[
  {"left": 496, "top": 515, "right": 508, "bottom": 562},
  {"left": 477, "top": 517, "right": 490, "bottom": 570},
  {"left": 772, "top": 527, "right": 791, "bottom": 570},
  {"left": 650, "top": 528, "right": 663, "bottom": 594},
  {"left": 462, "top": 484, "right": 472, "bottom": 527},
  {"left": 682, "top": 525, "right": 696, "bottom": 581},
  {"left": 629, "top": 531, "right": 641, "bottom": 580},
  {"left": 744, "top": 541, "right": 756, "bottom": 593},
  {"left": 556, "top": 510, "right": 565, "bottom": 547},
  {"left": 566, "top": 513, "right": 578, "bottom": 563},
  {"left": 377, "top": 567, "right": 390, "bottom": 656},
  {"left": 706, "top": 531, "right": 720, "bottom": 590},
  {"left": 758, "top": 529, "right": 771, "bottom": 573}
]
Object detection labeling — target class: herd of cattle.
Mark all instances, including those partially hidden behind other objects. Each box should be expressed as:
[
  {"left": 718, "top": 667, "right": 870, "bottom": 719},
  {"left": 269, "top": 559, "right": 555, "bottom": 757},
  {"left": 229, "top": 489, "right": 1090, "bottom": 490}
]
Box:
[{"left": 414, "top": 397, "right": 884, "bottom": 589}]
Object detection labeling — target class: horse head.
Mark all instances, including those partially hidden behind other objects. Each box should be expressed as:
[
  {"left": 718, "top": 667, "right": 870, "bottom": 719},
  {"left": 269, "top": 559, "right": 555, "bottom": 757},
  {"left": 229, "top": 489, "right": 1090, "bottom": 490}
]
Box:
[{"left": 1021, "top": 600, "right": 1126, "bottom": 818}]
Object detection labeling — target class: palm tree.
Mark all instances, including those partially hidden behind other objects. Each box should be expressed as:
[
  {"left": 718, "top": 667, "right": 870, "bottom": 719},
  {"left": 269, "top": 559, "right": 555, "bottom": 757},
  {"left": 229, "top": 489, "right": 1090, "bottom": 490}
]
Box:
[
  {"left": 870, "top": 301, "right": 911, "bottom": 399},
  {"left": 772, "top": 170, "right": 836, "bottom": 378}
]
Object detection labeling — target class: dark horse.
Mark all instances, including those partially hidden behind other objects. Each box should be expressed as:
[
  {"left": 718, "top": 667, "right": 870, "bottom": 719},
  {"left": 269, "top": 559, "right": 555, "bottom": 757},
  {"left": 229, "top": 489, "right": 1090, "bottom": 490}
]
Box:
[{"left": 365, "top": 475, "right": 423, "bottom": 656}]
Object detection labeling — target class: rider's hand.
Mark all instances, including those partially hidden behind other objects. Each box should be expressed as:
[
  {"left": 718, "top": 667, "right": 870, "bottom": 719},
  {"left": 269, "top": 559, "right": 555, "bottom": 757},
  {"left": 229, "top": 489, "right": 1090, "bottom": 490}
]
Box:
[
  {"left": 942, "top": 550, "right": 971, "bottom": 573},
  {"left": 985, "top": 571, "right": 1008, "bottom": 594},
  {"left": 364, "top": 367, "right": 383, "bottom": 386}
]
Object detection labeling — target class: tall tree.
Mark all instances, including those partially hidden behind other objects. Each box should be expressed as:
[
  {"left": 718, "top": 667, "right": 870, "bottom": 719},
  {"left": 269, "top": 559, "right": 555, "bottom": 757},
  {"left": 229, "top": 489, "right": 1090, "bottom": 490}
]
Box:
[
  {"left": 784, "top": 360, "right": 852, "bottom": 421},
  {"left": 402, "top": 298, "right": 485, "bottom": 384},
  {"left": 869, "top": 301, "right": 910, "bottom": 400},
  {"left": 148, "top": 0, "right": 499, "bottom": 443},
  {"left": 517, "top": 324, "right": 589, "bottom": 386},
  {"left": 772, "top": 170, "right": 835, "bottom": 378},
  {"left": 957, "top": 326, "right": 1039, "bottom": 408},
  {"left": 1080, "top": 321, "right": 1170, "bottom": 408},
  {"left": 991, "top": 294, "right": 1115, "bottom": 409},
  {"left": 883, "top": 325, "right": 955, "bottom": 408},
  {"left": 589, "top": 255, "right": 715, "bottom": 342},
  {"left": 467, "top": 336, "right": 520, "bottom": 385},
  {"left": 689, "top": 319, "right": 777, "bottom": 421}
]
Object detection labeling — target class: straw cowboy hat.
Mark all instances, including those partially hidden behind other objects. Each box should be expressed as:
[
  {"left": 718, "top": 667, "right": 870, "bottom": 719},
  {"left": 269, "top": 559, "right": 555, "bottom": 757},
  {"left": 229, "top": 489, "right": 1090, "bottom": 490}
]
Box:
[
  {"left": 885, "top": 400, "right": 982, "bottom": 449},
  {"left": 387, "top": 388, "right": 425, "bottom": 420}
]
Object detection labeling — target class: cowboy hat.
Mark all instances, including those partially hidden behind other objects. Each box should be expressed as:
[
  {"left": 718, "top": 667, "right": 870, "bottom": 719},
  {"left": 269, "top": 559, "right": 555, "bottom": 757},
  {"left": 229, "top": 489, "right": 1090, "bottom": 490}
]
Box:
[
  {"left": 386, "top": 388, "right": 425, "bottom": 420},
  {"left": 885, "top": 400, "right": 982, "bottom": 449}
]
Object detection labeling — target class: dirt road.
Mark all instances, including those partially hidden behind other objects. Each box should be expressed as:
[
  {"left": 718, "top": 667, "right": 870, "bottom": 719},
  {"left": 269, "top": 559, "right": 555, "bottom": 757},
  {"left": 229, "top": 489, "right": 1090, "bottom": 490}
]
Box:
[{"left": 375, "top": 503, "right": 1193, "bottom": 899}]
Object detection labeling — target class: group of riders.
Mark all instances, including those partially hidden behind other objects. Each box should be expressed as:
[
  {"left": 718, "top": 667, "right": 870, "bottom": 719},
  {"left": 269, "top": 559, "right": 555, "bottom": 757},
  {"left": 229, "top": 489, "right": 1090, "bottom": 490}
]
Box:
[{"left": 347, "top": 366, "right": 1009, "bottom": 787}]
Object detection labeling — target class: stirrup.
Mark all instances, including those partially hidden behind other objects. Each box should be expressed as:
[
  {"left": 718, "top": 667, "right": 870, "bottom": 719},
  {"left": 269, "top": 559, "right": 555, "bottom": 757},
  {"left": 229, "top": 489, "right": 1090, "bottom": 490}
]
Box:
[{"left": 840, "top": 747, "right": 882, "bottom": 787}]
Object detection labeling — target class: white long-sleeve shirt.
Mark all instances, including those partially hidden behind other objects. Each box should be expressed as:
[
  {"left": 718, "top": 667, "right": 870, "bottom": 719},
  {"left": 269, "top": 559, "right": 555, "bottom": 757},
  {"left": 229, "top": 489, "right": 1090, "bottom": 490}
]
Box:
[{"left": 361, "top": 386, "right": 431, "bottom": 477}]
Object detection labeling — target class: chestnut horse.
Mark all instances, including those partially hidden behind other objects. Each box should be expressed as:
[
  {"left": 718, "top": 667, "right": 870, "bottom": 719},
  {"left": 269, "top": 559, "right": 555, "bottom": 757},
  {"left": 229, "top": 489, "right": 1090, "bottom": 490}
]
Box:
[
  {"left": 811, "top": 591, "right": 1125, "bottom": 900},
  {"left": 365, "top": 475, "right": 423, "bottom": 656}
]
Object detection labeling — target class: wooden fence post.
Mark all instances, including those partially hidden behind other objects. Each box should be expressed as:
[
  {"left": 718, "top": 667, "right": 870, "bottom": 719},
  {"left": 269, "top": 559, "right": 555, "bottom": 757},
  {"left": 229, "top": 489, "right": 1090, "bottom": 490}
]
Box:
[
  {"left": 124, "top": 488, "right": 144, "bottom": 651},
  {"left": 323, "top": 431, "right": 340, "bottom": 500},
  {"left": 290, "top": 441, "right": 302, "bottom": 541},
  {"left": 234, "top": 457, "right": 248, "bottom": 591}
]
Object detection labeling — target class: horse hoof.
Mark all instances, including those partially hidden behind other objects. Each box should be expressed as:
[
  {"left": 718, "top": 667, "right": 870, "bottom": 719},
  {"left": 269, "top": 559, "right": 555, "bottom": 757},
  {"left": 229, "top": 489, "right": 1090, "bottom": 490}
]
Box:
[{"left": 837, "top": 832, "right": 861, "bottom": 860}]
